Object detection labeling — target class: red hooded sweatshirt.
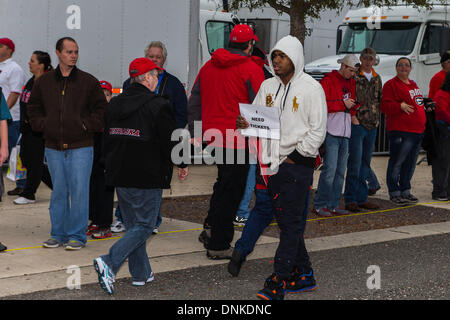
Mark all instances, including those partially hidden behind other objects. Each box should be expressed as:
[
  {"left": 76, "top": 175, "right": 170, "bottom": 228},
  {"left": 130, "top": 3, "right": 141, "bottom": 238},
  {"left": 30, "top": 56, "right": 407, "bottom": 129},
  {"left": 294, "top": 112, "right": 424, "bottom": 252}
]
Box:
[
  {"left": 188, "top": 48, "right": 265, "bottom": 149},
  {"left": 380, "top": 76, "right": 426, "bottom": 134}
]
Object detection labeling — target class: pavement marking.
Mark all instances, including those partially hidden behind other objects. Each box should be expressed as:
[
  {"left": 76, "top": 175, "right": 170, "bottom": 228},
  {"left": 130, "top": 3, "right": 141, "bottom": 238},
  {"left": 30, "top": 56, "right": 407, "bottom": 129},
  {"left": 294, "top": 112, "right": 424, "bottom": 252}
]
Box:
[{"left": 4, "top": 200, "right": 449, "bottom": 253}]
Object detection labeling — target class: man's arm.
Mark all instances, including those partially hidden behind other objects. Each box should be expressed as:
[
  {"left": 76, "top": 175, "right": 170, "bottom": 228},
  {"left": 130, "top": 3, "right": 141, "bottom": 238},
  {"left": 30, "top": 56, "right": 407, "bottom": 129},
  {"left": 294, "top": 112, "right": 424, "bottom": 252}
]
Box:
[
  {"left": 27, "top": 79, "right": 47, "bottom": 132},
  {"left": 6, "top": 92, "right": 20, "bottom": 110},
  {"left": 187, "top": 73, "right": 202, "bottom": 139},
  {"left": 171, "top": 76, "right": 188, "bottom": 129},
  {"left": 83, "top": 81, "right": 107, "bottom": 133}
]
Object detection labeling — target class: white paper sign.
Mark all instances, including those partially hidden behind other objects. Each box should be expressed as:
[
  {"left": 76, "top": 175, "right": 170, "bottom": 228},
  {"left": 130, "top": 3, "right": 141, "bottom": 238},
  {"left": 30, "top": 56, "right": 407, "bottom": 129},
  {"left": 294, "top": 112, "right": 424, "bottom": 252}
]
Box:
[{"left": 239, "top": 104, "right": 280, "bottom": 140}]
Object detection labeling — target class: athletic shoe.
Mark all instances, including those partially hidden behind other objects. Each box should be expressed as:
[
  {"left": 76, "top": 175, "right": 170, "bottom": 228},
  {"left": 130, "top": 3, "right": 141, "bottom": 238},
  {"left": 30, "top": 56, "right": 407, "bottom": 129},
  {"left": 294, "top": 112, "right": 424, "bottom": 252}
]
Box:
[
  {"left": 312, "top": 207, "right": 332, "bottom": 217},
  {"left": 64, "top": 240, "right": 85, "bottom": 250},
  {"left": 198, "top": 229, "right": 211, "bottom": 248},
  {"left": 111, "top": 220, "right": 126, "bottom": 233},
  {"left": 152, "top": 228, "right": 159, "bottom": 235},
  {"left": 94, "top": 257, "right": 115, "bottom": 295},
  {"left": 0, "top": 242, "right": 7, "bottom": 252},
  {"left": 330, "top": 208, "right": 350, "bottom": 215},
  {"left": 401, "top": 194, "right": 419, "bottom": 204},
  {"left": 432, "top": 195, "right": 448, "bottom": 201},
  {"left": 227, "top": 250, "right": 244, "bottom": 277},
  {"left": 13, "top": 196, "right": 36, "bottom": 205},
  {"left": 257, "top": 273, "right": 286, "bottom": 300},
  {"left": 233, "top": 216, "right": 248, "bottom": 226},
  {"left": 7, "top": 187, "right": 24, "bottom": 196},
  {"left": 92, "top": 228, "right": 113, "bottom": 239},
  {"left": 43, "top": 238, "right": 62, "bottom": 248},
  {"left": 390, "top": 196, "right": 407, "bottom": 206},
  {"left": 132, "top": 272, "right": 155, "bottom": 286},
  {"left": 286, "top": 268, "right": 317, "bottom": 294},
  {"left": 206, "top": 248, "right": 232, "bottom": 260},
  {"left": 86, "top": 224, "right": 99, "bottom": 236}
]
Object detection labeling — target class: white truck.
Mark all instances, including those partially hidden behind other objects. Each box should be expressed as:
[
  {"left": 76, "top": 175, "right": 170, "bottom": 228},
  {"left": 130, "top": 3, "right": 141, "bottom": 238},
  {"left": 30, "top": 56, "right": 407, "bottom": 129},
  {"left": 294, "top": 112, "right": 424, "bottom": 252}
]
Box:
[{"left": 0, "top": 0, "right": 236, "bottom": 93}]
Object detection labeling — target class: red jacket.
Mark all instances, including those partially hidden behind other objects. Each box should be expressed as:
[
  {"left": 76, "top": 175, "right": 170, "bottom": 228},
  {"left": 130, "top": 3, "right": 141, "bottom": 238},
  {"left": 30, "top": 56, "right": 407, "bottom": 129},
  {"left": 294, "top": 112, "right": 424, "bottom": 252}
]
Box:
[
  {"left": 429, "top": 70, "right": 446, "bottom": 99},
  {"left": 188, "top": 48, "right": 265, "bottom": 149},
  {"left": 380, "top": 76, "right": 426, "bottom": 134},
  {"left": 434, "top": 89, "right": 450, "bottom": 124},
  {"left": 320, "top": 70, "right": 358, "bottom": 116}
]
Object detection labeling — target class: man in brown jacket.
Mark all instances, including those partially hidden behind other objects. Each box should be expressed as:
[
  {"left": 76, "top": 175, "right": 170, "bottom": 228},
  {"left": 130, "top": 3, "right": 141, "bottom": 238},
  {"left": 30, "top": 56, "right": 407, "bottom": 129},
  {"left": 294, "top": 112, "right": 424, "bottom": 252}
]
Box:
[
  {"left": 28, "top": 37, "right": 107, "bottom": 250},
  {"left": 344, "top": 47, "right": 382, "bottom": 212}
]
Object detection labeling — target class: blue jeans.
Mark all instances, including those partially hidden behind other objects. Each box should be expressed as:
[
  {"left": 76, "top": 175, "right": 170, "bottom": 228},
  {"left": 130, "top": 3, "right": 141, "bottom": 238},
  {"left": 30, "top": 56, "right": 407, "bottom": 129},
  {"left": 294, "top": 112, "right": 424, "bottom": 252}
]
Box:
[
  {"left": 45, "top": 147, "right": 93, "bottom": 244},
  {"left": 236, "top": 163, "right": 256, "bottom": 219},
  {"left": 344, "top": 125, "right": 377, "bottom": 205},
  {"left": 101, "top": 188, "right": 162, "bottom": 282},
  {"left": 314, "top": 134, "right": 349, "bottom": 210},
  {"left": 8, "top": 120, "right": 26, "bottom": 189},
  {"left": 116, "top": 205, "right": 162, "bottom": 228},
  {"left": 367, "top": 167, "right": 380, "bottom": 190},
  {"left": 386, "top": 131, "right": 423, "bottom": 197}
]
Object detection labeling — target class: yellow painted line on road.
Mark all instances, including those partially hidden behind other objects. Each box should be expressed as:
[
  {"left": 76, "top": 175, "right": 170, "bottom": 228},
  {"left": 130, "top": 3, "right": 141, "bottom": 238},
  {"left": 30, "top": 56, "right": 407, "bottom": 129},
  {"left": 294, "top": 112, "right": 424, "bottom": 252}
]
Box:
[{"left": 3, "top": 200, "right": 449, "bottom": 253}]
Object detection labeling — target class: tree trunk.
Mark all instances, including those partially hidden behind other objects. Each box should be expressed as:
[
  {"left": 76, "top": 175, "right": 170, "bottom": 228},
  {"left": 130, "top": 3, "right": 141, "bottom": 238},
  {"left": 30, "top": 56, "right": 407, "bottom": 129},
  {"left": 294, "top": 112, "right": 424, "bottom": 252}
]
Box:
[{"left": 289, "top": 0, "right": 307, "bottom": 45}]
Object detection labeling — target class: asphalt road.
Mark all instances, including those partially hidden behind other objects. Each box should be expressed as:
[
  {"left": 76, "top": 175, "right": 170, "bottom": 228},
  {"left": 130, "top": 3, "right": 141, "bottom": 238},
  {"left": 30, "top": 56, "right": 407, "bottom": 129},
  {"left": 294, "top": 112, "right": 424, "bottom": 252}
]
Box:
[{"left": 3, "top": 233, "right": 448, "bottom": 302}]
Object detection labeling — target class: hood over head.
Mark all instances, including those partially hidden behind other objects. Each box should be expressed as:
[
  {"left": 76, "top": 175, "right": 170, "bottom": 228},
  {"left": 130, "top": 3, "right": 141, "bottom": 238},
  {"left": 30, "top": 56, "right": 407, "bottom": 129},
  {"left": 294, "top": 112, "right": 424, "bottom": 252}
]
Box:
[{"left": 269, "top": 35, "right": 304, "bottom": 83}]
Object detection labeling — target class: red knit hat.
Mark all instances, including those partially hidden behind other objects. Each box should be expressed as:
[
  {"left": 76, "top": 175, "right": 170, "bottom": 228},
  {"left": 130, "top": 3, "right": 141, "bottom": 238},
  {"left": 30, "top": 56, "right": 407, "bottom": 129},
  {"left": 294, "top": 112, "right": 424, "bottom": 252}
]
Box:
[{"left": 129, "top": 58, "right": 163, "bottom": 78}]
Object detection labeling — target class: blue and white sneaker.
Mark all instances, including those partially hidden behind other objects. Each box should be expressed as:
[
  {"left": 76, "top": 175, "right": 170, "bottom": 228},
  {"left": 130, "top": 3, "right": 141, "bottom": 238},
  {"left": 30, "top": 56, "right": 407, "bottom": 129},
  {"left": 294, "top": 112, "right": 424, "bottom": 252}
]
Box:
[
  {"left": 132, "top": 272, "right": 155, "bottom": 286},
  {"left": 94, "top": 257, "right": 115, "bottom": 295}
]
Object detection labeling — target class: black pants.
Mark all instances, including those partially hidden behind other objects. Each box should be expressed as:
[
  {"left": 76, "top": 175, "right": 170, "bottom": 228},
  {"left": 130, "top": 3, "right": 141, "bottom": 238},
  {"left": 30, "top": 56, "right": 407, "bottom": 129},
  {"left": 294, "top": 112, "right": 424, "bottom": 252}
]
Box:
[
  {"left": 432, "top": 126, "right": 450, "bottom": 198},
  {"left": 204, "top": 147, "right": 250, "bottom": 251},
  {"left": 268, "top": 163, "right": 314, "bottom": 279},
  {"left": 20, "top": 131, "right": 53, "bottom": 200},
  {"left": 89, "top": 167, "right": 114, "bottom": 229}
]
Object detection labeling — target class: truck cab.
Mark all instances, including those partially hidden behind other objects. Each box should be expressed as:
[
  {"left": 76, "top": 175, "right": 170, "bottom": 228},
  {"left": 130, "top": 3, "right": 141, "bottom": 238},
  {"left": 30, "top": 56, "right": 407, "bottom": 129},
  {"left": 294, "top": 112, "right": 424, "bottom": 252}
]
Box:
[{"left": 305, "top": 5, "right": 449, "bottom": 96}]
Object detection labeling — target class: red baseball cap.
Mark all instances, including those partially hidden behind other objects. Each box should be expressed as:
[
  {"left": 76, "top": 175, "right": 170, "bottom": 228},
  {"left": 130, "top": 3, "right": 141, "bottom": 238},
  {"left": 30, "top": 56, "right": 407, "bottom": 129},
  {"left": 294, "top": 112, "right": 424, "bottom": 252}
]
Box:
[
  {"left": 129, "top": 58, "right": 164, "bottom": 78},
  {"left": 99, "top": 80, "right": 112, "bottom": 93},
  {"left": 230, "top": 24, "right": 258, "bottom": 43},
  {"left": 0, "top": 38, "right": 15, "bottom": 53}
]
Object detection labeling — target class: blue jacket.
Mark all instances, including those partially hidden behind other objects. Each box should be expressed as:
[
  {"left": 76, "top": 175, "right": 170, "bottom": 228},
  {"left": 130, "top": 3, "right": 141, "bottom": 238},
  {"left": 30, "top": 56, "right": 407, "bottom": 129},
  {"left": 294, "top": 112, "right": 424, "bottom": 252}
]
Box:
[
  {"left": 123, "top": 71, "right": 187, "bottom": 129},
  {"left": 0, "top": 88, "right": 12, "bottom": 120}
]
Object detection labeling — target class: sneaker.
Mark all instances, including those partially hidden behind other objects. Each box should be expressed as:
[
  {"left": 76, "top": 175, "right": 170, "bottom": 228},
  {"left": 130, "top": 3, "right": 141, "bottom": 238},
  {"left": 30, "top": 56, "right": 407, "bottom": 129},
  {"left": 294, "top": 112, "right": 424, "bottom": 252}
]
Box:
[
  {"left": 13, "top": 196, "right": 36, "bottom": 205},
  {"left": 0, "top": 242, "right": 7, "bottom": 252},
  {"left": 233, "top": 216, "right": 248, "bottom": 226},
  {"left": 401, "top": 194, "right": 419, "bottom": 204},
  {"left": 7, "top": 188, "right": 24, "bottom": 196},
  {"left": 152, "top": 228, "right": 159, "bottom": 235},
  {"left": 92, "top": 228, "right": 113, "bottom": 239},
  {"left": 111, "top": 220, "right": 126, "bottom": 233},
  {"left": 227, "top": 250, "right": 244, "bottom": 277},
  {"left": 132, "top": 272, "right": 155, "bottom": 286},
  {"left": 390, "top": 196, "right": 407, "bottom": 206},
  {"left": 198, "top": 229, "right": 211, "bottom": 248},
  {"left": 432, "top": 195, "right": 448, "bottom": 201},
  {"left": 312, "top": 207, "right": 332, "bottom": 217},
  {"left": 330, "top": 208, "right": 350, "bottom": 215},
  {"left": 86, "top": 224, "right": 99, "bottom": 236},
  {"left": 94, "top": 257, "right": 115, "bottom": 295},
  {"left": 206, "top": 248, "right": 233, "bottom": 260},
  {"left": 257, "top": 273, "right": 286, "bottom": 301},
  {"left": 64, "top": 240, "right": 85, "bottom": 250},
  {"left": 43, "top": 238, "right": 62, "bottom": 248},
  {"left": 286, "top": 268, "right": 317, "bottom": 294}
]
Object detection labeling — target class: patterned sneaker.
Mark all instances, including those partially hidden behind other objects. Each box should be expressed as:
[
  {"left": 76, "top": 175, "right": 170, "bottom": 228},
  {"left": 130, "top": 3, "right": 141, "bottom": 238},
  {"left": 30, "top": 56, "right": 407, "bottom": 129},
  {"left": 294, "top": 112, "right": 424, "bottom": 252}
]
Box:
[
  {"left": 257, "top": 273, "right": 286, "bottom": 300},
  {"left": 111, "top": 220, "right": 126, "bottom": 233},
  {"left": 401, "top": 194, "right": 419, "bottom": 204},
  {"left": 94, "top": 257, "right": 115, "bottom": 295},
  {"left": 233, "top": 216, "right": 248, "bottom": 226},
  {"left": 92, "top": 228, "right": 113, "bottom": 239},
  {"left": 132, "top": 272, "right": 155, "bottom": 286},
  {"left": 286, "top": 268, "right": 317, "bottom": 294},
  {"left": 390, "top": 196, "right": 407, "bottom": 206},
  {"left": 43, "top": 238, "right": 62, "bottom": 248},
  {"left": 64, "top": 240, "right": 85, "bottom": 251},
  {"left": 86, "top": 224, "right": 99, "bottom": 236},
  {"left": 312, "top": 207, "right": 332, "bottom": 217}
]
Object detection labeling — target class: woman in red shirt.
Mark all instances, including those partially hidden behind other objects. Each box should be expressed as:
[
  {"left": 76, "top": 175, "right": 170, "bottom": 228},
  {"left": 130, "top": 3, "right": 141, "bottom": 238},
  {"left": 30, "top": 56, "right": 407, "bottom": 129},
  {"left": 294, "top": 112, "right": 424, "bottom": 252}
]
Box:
[
  {"left": 380, "top": 57, "right": 426, "bottom": 206},
  {"left": 431, "top": 71, "right": 450, "bottom": 201}
]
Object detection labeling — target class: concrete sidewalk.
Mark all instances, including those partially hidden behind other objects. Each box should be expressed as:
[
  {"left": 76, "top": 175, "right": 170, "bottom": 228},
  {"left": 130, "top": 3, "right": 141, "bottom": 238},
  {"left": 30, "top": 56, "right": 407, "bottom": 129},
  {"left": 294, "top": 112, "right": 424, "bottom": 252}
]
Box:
[{"left": 0, "top": 156, "right": 449, "bottom": 298}]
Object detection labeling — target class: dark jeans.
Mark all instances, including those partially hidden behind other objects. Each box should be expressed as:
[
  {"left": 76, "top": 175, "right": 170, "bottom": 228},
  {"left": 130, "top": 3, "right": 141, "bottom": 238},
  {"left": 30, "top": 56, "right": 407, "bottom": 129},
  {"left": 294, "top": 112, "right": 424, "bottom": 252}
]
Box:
[
  {"left": 20, "top": 131, "right": 53, "bottom": 199},
  {"left": 386, "top": 131, "right": 423, "bottom": 197},
  {"left": 204, "top": 147, "right": 249, "bottom": 251},
  {"left": 268, "top": 163, "right": 314, "bottom": 279}
]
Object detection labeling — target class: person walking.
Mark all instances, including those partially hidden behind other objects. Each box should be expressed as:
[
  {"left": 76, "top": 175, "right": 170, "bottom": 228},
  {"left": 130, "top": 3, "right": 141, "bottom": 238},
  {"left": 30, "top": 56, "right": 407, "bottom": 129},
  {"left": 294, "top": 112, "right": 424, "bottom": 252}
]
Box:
[
  {"left": 27, "top": 37, "right": 107, "bottom": 250},
  {"left": 93, "top": 58, "right": 188, "bottom": 295},
  {"left": 380, "top": 57, "right": 426, "bottom": 205},
  {"left": 13, "top": 51, "right": 53, "bottom": 205},
  {"left": 188, "top": 24, "right": 265, "bottom": 259}
]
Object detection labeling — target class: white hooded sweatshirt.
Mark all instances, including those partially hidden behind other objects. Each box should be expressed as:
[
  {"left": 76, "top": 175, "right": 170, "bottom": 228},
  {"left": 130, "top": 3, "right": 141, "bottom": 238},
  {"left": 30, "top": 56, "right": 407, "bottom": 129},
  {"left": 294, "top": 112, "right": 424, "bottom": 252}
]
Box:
[{"left": 253, "top": 36, "right": 327, "bottom": 171}]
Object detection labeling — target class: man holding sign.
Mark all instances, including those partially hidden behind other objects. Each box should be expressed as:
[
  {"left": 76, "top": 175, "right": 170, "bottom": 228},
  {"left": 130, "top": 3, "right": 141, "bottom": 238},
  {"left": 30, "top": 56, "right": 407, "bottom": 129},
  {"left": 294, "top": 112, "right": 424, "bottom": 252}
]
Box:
[{"left": 236, "top": 36, "right": 327, "bottom": 300}]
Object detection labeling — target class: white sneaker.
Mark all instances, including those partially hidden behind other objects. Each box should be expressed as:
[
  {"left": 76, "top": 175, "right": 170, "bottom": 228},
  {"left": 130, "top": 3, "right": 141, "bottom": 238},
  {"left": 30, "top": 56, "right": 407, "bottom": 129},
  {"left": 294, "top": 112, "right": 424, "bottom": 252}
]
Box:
[
  {"left": 152, "top": 228, "right": 158, "bottom": 234},
  {"left": 132, "top": 272, "right": 154, "bottom": 286},
  {"left": 13, "top": 197, "right": 36, "bottom": 205},
  {"left": 111, "top": 220, "right": 126, "bottom": 233}
]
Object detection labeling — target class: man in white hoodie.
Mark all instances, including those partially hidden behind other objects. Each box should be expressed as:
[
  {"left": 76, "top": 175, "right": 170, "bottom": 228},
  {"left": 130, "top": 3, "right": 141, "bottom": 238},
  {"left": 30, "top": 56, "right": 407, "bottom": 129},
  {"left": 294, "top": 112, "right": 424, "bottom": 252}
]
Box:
[{"left": 238, "top": 36, "right": 327, "bottom": 300}]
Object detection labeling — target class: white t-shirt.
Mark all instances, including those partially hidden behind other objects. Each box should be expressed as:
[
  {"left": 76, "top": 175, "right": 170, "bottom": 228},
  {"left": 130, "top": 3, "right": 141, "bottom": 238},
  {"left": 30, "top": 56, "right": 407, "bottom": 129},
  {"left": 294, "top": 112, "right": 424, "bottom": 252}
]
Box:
[
  {"left": 0, "top": 58, "right": 25, "bottom": 121},
  {"left": 364, "top": 71, "right": 373, "bottom": 82}
]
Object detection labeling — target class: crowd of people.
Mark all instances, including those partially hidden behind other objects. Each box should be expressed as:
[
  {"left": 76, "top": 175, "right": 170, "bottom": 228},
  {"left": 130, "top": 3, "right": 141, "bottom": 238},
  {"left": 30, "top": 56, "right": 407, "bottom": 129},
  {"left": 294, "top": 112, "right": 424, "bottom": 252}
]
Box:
[{"left": 0, "top": 24, "right": 449, "bottom": 299}]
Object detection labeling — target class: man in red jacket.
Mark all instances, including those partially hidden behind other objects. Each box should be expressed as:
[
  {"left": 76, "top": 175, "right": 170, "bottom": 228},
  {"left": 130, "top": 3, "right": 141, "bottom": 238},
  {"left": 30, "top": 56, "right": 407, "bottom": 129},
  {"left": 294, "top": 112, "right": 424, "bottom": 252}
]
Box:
[
  {"left": 429, "top": 51, "right": 450, "bottom": 99},
  {"left": 188, "top": 24, "right": 265, "bottom": 260}
]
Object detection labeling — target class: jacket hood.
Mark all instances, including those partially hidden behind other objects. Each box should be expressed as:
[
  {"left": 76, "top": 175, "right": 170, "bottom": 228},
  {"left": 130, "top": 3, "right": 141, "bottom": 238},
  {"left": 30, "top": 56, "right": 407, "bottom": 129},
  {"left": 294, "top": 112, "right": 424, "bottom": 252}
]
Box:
[
  {"left": 108, "top": 83, "right": 157, "bottom": 120},
  {"left": 269, "top": 35, "right": 304, "bottom": 84},
  {"left": 211, "top": 48, "right": 251, "bottom": 68}
]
